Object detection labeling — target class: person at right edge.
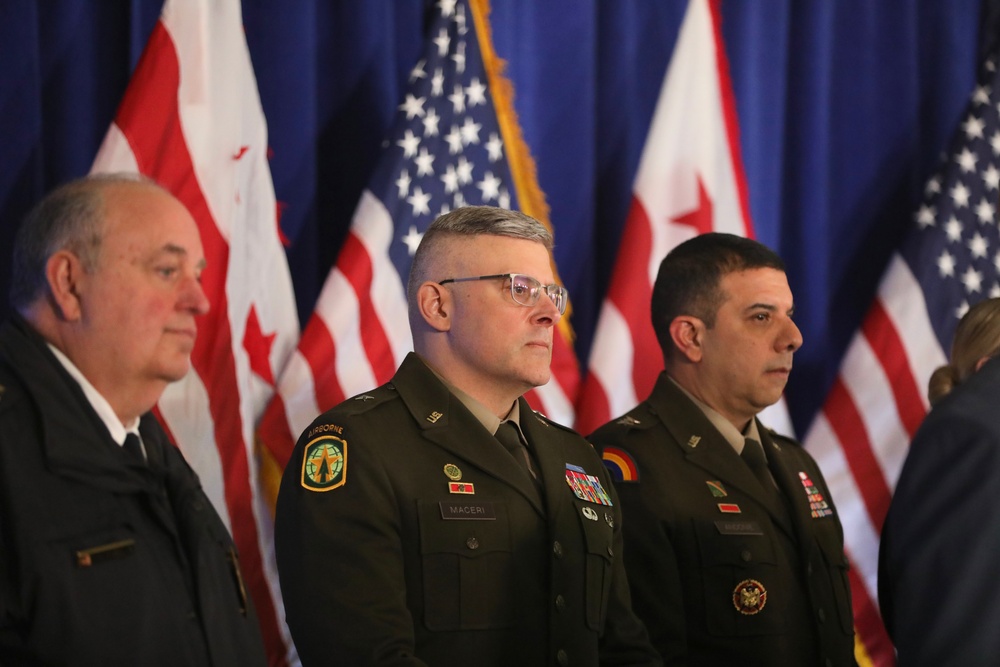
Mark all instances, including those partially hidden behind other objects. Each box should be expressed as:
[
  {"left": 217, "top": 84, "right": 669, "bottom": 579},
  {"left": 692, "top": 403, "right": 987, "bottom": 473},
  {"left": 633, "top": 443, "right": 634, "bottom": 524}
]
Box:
[
  {"left": 589, "top": 233, "right": 857, "bottom": 667},
  {"left": 879, "top": 297, "right": 1000, "bottom": 665}
]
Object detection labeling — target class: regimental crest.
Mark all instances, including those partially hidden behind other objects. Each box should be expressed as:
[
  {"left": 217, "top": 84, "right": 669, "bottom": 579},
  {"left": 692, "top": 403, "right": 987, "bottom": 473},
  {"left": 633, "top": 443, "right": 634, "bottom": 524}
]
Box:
[
  {"left": 301, "top": 436, "right": 347, "bottom": 492},
  {"left": 733, "top": 579, "right": 767, "bottom": 615}
]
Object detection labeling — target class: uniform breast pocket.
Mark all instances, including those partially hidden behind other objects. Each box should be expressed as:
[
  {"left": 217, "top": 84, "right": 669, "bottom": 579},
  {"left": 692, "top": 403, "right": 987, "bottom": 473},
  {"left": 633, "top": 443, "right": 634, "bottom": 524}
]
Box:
[
  {"left": 694, "top": 519, "right": 787, "bottom": 637},
  {"left": 578, "top": 507, "right": 614, "bottom": 631},
  {"left": 37, "top": 522, "right": 142, "bottom": 623},
  {"left": 417, "top": 499, "right": 514, "bottom": 631}
]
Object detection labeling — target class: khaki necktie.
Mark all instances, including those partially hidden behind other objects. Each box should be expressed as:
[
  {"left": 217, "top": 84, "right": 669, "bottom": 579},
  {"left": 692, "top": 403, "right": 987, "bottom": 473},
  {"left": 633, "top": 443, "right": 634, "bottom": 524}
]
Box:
[
  {"left": 495, "top": 421, "right": 540, "bottom": 484},
  {"left": 741, "top": 437, "right": 777, "bottom": 496}
]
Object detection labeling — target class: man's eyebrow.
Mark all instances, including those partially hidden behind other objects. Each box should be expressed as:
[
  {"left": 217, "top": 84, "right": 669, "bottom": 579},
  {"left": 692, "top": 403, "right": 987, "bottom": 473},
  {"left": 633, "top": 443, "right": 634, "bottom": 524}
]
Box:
[
  {"left": 744, "top": 302, "right": 795, "bottom": 315},
  {"left": 745, "top": 302, "right": 778, "bottom": 312},
  {"left": 156, "top": 244, "right": 206, "bottom": 270}
]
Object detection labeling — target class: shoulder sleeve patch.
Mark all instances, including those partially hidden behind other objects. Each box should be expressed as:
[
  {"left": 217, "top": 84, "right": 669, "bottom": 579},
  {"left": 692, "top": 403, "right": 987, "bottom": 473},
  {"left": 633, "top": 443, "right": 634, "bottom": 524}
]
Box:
[
  {"left": 300, "top": 435, "right": 347, "bottom": 492},
  {"left": 601, "top": 446, "right": 640, "bottom": 483}
]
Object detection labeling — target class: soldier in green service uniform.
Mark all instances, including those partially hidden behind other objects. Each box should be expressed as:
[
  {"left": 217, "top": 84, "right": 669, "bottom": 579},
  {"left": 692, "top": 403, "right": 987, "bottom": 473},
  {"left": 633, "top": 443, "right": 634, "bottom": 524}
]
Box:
[
  {"left": 275, "top": 206, "right": 660, "bottom": 667},
  {"left": 590, "top": 233, "right": 857, "bottom": 667}
]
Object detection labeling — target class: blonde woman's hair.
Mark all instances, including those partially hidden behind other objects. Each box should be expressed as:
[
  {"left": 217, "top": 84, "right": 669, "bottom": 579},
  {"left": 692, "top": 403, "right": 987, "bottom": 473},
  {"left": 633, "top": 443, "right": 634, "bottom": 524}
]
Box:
[{"left": 928, "top": 297, "right": 1000, "bottom": 404}]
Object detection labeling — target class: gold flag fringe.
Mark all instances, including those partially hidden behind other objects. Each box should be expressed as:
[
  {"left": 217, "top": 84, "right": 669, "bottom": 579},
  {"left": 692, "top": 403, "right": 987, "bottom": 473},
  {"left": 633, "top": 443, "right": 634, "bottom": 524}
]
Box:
[{"left": 469, "top": 0, "right": 576, "bottom": 335}]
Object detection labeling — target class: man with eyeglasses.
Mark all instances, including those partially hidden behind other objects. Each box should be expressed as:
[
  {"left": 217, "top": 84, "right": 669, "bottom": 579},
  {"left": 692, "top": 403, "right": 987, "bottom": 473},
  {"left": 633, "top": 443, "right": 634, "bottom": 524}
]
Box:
[{"left": 275, "top": 206, "right": 660, "bottom": 667}]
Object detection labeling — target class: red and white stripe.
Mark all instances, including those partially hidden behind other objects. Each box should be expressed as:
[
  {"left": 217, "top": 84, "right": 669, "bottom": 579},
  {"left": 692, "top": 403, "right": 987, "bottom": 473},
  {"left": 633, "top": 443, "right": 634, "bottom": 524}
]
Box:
[
  {"left": 91, "top": 1, "right": 300, "bottom": 664},
  {"left": 576, "top": 0, "right": 791, "bottom": 437},
  {"left": 804, "top": 254, "right": 945, "bottom": 666},
  {"left": 258, "top": 191, "right": 412, "bottom": 466}
]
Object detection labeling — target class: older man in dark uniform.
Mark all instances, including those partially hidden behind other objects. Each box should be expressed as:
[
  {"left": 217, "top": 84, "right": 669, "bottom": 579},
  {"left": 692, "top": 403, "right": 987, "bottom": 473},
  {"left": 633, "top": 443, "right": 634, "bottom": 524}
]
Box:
[
  {"left": 0, "top": 175, "right": 267, "bottom": 665},
  {"left": 276, "top": 206, "right": 659, "bottom": 666},
  {"left": 590, "top": 233, "right": 857, "bottom": 667}
]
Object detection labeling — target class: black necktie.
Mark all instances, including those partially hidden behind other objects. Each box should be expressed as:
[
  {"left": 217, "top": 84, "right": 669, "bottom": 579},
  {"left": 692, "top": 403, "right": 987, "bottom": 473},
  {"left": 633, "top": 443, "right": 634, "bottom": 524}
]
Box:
[
  {"left": 496, "top": 421, "right": 539, "bottom": 483},
  {"left": 123, "top": 432, "right": 146, "bottom": 464}
]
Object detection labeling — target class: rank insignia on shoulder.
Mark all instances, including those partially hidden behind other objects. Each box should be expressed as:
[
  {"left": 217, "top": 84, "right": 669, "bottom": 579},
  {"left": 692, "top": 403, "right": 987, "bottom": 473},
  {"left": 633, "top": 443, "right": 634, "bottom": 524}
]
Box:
[
  {"left": 733, "top": 579, "right": 767, "bottom": 615},
  {"left": 565, "top": 464, "right": 613, "bottom": 506},
  {"left": 615, "top": 414, "right": 641, "bottom": 427},
  {"left": 300, "top": 436, "right": 347, "bottom": 492},
  {"left": 602, "top": 446, "right": 639, "bottom": 483}
]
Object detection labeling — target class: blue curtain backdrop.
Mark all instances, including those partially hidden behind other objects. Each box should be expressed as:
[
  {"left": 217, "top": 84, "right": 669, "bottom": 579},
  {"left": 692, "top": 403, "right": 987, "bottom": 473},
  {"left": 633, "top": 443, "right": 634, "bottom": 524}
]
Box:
[{"left": 0, "top": 0, "right": 987, "bottom": 436}]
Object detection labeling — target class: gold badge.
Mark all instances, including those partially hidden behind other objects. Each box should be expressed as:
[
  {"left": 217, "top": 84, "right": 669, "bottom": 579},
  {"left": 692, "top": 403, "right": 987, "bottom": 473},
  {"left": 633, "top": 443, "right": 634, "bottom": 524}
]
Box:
[
  {"left": 444, "top": 463, "right": 462, "bottom": 481},
  {"left": 300, "top": 436, "right": 347, "bottom": 492},
  {"left": 732, "top": 579, "right": 767, "bottom": 615}
]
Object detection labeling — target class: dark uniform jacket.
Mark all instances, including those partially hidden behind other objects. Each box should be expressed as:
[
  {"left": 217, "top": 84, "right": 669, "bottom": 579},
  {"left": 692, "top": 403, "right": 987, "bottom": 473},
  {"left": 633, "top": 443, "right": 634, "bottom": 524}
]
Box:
[
  {"left": 0, "top": 316, "right": 267, "bottom": 666},
  {"left": 879, "top": 356, "right": 1000, "bottom": 665},
  {"left": 589, "top": 374, "right": 856, "bottom": 667},
  {"left": 275, "top": 353, "right": 660, "bottom": 667}
]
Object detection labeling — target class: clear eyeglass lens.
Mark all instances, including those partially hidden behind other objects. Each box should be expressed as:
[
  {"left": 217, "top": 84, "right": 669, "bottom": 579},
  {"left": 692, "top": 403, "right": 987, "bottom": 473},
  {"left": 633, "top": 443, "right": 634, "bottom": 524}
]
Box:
[{"left": 510, "top": 275, "right": 567, "bottom": 314}]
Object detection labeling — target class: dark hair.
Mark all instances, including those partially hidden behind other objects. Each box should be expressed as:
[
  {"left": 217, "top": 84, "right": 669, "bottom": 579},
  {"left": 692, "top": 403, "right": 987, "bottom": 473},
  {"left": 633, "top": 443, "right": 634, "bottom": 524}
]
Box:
[
  {"left": 9, "top": 173, "right": 148, "bottom": 311},
  {"left": 651, "top": 232, "right": 786, "bottom": 356}
]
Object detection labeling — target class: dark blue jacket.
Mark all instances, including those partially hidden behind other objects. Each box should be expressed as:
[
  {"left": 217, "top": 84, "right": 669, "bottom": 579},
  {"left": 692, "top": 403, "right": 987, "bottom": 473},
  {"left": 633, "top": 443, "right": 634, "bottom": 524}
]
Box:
[{"left": 0, "top": 316, "right": 267, "bottom": 666}]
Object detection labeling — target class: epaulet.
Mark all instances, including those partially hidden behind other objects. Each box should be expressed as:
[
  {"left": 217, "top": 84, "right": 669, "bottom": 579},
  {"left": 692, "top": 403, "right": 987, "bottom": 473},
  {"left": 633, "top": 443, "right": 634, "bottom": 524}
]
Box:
[
  {"left": 297, "top": 384, "right": 397, "bottom": 445},
  {"left": 598, "top": 405, "right": 657, "bottom": 434},
  {"left": 765, "top": 426, "right": 802, "bottom": 449},
  {"left": 339, "top": 383, "right": 399, "bottom": 416},
  {"left": 531, "top": 409, "right": 576, "bottom": 434}
]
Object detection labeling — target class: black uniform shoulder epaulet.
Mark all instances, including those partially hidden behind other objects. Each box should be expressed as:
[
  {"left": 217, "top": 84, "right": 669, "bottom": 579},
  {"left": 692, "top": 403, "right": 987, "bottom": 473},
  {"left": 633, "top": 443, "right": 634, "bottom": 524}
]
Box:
[
  {"left": 298, "top": 383, "right": 398, "bottom": 443},
  {"left": 595, "top": 404, "right": 658, "bottom": 435},
  {"left": 765, "top": 426, "right": 802, "bottom": 449},
  {"left": 531, "top": 409, "right": 576, "bottom": 434},
  {"left": 338, "top": 383, "right": 400, "bottom": 416}
]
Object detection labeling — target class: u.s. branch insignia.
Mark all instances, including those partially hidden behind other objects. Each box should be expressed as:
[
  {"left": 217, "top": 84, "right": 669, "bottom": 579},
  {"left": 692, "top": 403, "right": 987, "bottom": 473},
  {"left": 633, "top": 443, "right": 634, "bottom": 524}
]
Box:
[
  {"left": 732, "top": 579, "right": 767, "bottom": 615},
  {"left": 301, "top": 436, "right": 347, "bottom": 492}
]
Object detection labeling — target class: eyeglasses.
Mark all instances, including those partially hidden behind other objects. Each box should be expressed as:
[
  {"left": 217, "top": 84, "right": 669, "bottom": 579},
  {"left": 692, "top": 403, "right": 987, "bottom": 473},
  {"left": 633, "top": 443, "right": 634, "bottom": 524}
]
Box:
[{"left": 438, "top": 273, "right": 568, "bottom": 314}]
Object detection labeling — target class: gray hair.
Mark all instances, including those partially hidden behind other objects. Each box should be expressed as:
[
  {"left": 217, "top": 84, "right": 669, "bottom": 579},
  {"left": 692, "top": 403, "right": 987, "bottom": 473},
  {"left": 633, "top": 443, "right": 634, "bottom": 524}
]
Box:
[
  {"left": 9, "top": 173, "right": 152, "bottom": 311},
  {"left": 406, "top": 206, "right": 552, "bottom": 305}
]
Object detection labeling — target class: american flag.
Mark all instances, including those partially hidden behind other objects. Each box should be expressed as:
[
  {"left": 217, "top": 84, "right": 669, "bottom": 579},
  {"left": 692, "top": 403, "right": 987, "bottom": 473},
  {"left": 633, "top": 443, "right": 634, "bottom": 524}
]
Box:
[
  {"left": 258, "top": 0, "right": 579, "bottom": 485},
  {"left": 801, "top": 51, "right": 1000, "bottom": 666},
  {"left": 575, "top": 0, "right": 792, "bottom": 438},
  {"left": 90, "top": 1, "right": 301, "bottom": 663}
]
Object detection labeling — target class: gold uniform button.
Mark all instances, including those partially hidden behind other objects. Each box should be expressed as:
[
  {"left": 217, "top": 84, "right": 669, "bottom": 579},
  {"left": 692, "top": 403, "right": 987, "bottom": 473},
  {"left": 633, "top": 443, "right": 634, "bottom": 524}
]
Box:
[{"left": 466, "top": 537, "right": 479, "bottom": 550}]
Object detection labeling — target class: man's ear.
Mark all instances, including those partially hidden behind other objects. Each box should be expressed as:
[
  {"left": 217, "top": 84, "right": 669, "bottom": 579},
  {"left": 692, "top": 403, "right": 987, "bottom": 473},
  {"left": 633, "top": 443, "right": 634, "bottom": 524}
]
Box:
[
  {"left": 416, "top": 281, "right": 452, "bottom": 332},
  {"left": 45, "top": 250, "right": 86, "bottom": 321},
  {"left": 668, "top": 315, "right": 705, "bottom": 363}
]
